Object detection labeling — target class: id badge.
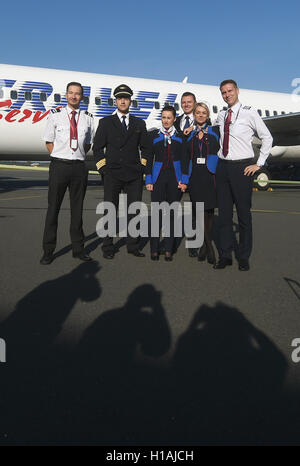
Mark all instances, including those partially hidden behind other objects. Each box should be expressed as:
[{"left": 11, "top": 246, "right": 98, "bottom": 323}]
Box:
[
  {"left": 71, "top": 138, "right": 78, "bottom": 149},
  {"left": 197, "top": 157, "right": 205, "bottom": 164}
]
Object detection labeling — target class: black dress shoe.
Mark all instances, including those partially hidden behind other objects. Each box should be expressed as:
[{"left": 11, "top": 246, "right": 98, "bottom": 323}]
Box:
[
  {"left": 213, "top": 258, "right": 232, "bottom": 269},
  {"left": 128, "top": 250, "right": 145, "bottom": 257},
  {"left": 198, "top": 244, "right": 207, "bottom": 261},
  {"left": 103, "top": 252, "right": 115, "bottom": 259},
  {"left": 151, "top": 253, "right": 159, "bottom": 261},
  {"left": 188, "top": 248, "right": 198, "bottom": 258},
  {"left": 238, "top": 259, "right": 250, "bottom": 271},
  {"left": 40, "top": 253, "right": 53, "bottom": 265},
  {"left": 165, "top": 253, "right": 173, "bottom": 262},
  {"left": 73, "top": 252, "right": 92, "bottom": 262}
]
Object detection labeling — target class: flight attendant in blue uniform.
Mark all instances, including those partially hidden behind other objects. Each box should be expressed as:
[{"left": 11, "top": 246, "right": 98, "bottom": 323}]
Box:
[
  {"left": 145, "top": 106, "right": 189, "bottom": 261},
  {"left": 186, "top": 102, "right": 220, "bottom": 265}
]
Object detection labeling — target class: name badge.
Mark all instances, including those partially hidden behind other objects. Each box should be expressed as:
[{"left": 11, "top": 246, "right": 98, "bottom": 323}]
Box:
[
  {"left": 197, "top": 158, "right": 206, "bottom": 164},
  {"left": 71, "top": 138, "right": 78, "bottom": 149}
]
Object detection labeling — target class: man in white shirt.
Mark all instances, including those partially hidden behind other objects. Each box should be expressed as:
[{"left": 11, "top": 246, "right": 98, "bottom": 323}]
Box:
[
  {"left": 173, "top": 92, "right": 197, "bottom": 257},
  {"left": 174, "top": 92, "right": 196, "bottom": 133},
  {"left": 40, "top": 82, "right": 94, "bottom": 265},
  {"left": 214, "top": 79, "right": 273, "bottom": 271}
]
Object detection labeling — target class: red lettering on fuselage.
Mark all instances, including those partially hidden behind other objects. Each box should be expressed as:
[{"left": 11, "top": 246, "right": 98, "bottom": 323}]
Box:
[
  {"left": 18, "top": 109, "right": 33, "bottom": 123},
  {"left": 0, "top": 100, "right": 12, "bottom": 119},
  {"left": 5, "top": 109, "right": 21, "bottom": 122},
  {"left": 0, "top": 101, "right": 51, "bottom": 124},
  {"left": 32, "top": 110, "right": 50, "bottom": 123}
]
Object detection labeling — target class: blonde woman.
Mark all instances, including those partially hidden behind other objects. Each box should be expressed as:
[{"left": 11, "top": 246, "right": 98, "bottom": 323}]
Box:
[{"left": 186, "top": 103, "right": 219, "bottom": 264}]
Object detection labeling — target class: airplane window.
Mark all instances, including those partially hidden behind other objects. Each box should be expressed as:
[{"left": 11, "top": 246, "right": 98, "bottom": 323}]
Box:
[
  {"left": 174, "top": 103, "right": 179, "bottom": 111},
  {"left": 281, "top": 111, "right": 285, "bottom": 114},
  {"left": 54, "top": 94, "right": 61, "bottom": 103},
  {"left": 154, "top": 102, "right": 160, "bottom": 109},
  {"left": 213, "top": 105, "right": 218, "bottom": 113},
  {"left": 273, "top": 110, "right": 278, "bottom": 116},
  {"left": 257, "top": 109, "right": 262, "bottom": 116},
  {"left": 108, "top": 98, "right": 114, "bottom": 106},
  {"left": 10, "top": 90, "right": 18, "bottom": 100},
  {"left": 131, "top": 100, "right": 138, "bottom": 108},
  {"left": 0, "top": 89, "right": 3, "bottom": 98},
  {"left": 95, "top": 97, "right": 101, "bottom": 105},
  {"left": 25, "top": 91, "right": 32, "bottom": 101},
  {"left": 40, "top": 93, "right": 47, "bottom": 102},
  {"left": 265, "top": 110, "right": 270, "bottom": 117},
  {"left": 223, "top": 106, "right": 227, "bottom": 111},
  {"left": 83, "top": 96, "right": 89, "bottom": 104}
]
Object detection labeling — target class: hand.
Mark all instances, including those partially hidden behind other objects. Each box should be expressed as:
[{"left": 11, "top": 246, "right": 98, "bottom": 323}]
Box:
[
  {"left": 178, "top": 182, "right": 187, "bottom": 192},
  {"left": 146, "top": 184, "right": 153, "bottom": 191},
  {"left": 184, "top": 126, "right": 193, "bottom": 136},
  {"left": 244, "top": 164, "right": 260, "bottom": 176}
]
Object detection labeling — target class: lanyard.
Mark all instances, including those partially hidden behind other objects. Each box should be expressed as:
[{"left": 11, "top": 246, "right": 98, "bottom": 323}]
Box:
[
  {"left": 226, "top": 103, "right": 241, "bottom": 126},
  {"left": 196, "top": 124, "right": 209, "bottom": 156},
  {"left": 67, "top": 109, "right": 81, "bottom": 135}
]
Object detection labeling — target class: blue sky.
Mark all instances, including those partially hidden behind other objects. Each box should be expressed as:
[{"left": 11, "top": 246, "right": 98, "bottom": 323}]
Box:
[{"left": 2, "top": 0, "right": 299, "bottom": 93}]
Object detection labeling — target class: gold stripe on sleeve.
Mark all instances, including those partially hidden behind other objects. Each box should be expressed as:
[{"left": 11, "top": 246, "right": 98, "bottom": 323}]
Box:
[{"left": 96, "top": 159, "right": 106, "bottom": 170}]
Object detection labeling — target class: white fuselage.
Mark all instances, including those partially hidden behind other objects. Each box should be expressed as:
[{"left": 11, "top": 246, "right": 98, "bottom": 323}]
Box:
[{"left": 0, "top": 64, "right": 299, "bottom": 162}]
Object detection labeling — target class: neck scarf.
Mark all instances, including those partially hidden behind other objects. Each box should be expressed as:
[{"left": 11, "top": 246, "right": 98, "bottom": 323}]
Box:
[{"left": 159, "top": 125, "right": 176, "bottom": 147}]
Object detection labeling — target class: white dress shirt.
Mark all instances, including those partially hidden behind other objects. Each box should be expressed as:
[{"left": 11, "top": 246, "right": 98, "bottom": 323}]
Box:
[
  {"left": 179, "top": 112, "right": 194, "bottom": 131},
  {"left": 43, "top": 105, "right": 94, "bottom": 160},
  {"left": 116, "top": 110, "right": 130, "bottom": 129},
  {"left": 215, "top": 101, "right": 273, "bottom": 166}
]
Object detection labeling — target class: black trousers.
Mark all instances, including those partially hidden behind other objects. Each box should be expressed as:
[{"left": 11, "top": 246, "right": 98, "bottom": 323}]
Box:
[
  {"left": 102, "top": 170, "right": 143, "bottom": 254},
  {"left": 216, "top": 159, "right": 254, "bottom": 260},
  {"left": 150, "top": 169, "right": 182, "bottom": 254},
  {"left": 42, "top": 159, "right": 88, "bottom": 255}
]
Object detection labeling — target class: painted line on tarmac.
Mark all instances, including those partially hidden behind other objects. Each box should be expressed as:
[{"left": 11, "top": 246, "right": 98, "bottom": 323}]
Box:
[
  {"left": 0, "top": 195, "right": 299, "bottom": 215},
  {"left": 251, "top": 208, "right": 300, "bottom": 215},
  {"left": 0, "top": 195, "right": 43, "bottom": 201},
  {"left": 0, "top": 164, "right": 98, "bottom": 175}
]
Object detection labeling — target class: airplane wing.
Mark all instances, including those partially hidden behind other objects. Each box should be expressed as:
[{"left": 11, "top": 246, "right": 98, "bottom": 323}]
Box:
[{"left": 263, "top": 112, "right": 300, "bottom": 146}]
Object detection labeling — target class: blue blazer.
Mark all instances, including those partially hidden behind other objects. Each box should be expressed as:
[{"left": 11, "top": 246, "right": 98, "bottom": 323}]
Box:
[{"left": 145, "top": 129, "right": 189, "bottom": 185}]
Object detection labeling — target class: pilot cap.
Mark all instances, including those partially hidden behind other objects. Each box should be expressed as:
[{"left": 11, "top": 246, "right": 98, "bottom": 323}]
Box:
[{"left": 113, "top": 84, "right": 133, "bottom": 98}]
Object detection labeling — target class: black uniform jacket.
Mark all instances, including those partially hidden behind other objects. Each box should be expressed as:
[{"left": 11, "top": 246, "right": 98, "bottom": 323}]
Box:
[
  {"left": 174, "top": 114, "right": 184, "bottom": 133},
  {"left": 93, "top": 113, "right": 151, "bottom": 182}
]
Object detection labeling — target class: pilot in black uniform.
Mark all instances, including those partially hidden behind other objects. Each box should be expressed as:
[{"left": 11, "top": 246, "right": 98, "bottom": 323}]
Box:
[{"left": 93, "top": 84, "right": 151, "bottom": 259}]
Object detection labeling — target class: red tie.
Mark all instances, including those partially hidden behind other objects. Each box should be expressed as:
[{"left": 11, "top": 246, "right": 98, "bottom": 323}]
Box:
[
  {"left": 223, "top": 108, "right": 232, "bottom": 157},
  {"left": 70, "top": 110, "right": 78, "bottom": 148}
]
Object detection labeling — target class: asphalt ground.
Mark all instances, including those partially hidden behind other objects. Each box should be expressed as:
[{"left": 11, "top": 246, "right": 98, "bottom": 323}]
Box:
[{"left": 0, "top": 168, "right": 299, "bottom": 445}]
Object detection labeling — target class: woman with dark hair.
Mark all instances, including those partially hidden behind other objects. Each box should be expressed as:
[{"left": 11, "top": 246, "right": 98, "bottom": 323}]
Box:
[
  {"left": 145, "top": 106, "right": 189, "bottom": 261},
  {"left": 186, "top": 102, "right": 220, "bottom": 265}
]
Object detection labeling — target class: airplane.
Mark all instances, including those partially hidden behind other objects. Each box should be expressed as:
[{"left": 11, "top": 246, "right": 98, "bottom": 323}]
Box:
[{"left": 1, "top": 63, "right": 300, "bottom": 189}]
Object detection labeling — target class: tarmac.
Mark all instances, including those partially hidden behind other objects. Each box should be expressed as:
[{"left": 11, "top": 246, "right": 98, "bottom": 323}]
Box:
[{"left": 0, "top": 168, "right": 299, "bottom": 445}]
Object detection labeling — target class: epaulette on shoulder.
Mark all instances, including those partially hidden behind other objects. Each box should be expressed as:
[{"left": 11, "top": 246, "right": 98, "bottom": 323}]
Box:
[
  {"left": 85, "top": 111, "right": 93, "bottom": 118},
  {"left": 51, "top": 108, "right": 61, "bottom": 114},
  {"left": 243, "top": 106, "right": 251, "bottom": 110}
]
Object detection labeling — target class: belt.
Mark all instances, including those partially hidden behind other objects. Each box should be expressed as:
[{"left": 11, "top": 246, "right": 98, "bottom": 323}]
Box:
[
  {"left": 51, "top": 157, "right": 84, "bottom": 164},
  {"left": 220, "top": 157, "right": 254, "bottom": 164}
]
